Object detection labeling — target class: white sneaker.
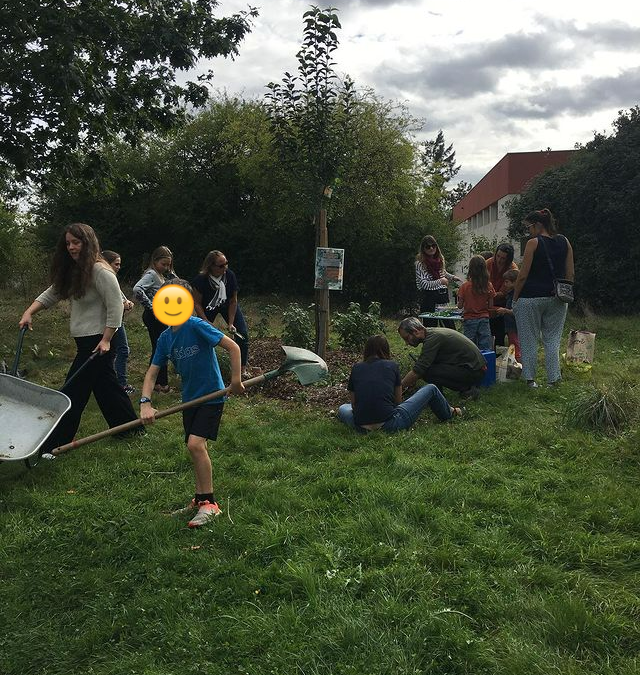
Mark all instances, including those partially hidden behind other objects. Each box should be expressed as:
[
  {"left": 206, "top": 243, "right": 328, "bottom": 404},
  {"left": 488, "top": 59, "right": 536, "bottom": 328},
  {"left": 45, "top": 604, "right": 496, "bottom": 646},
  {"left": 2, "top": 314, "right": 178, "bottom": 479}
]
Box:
[
  {"left": 188, "top": 501, "right": 222, "bottom": 528},
  {"left": 171, "top": 499, "right": 197, "bottom": 516}
]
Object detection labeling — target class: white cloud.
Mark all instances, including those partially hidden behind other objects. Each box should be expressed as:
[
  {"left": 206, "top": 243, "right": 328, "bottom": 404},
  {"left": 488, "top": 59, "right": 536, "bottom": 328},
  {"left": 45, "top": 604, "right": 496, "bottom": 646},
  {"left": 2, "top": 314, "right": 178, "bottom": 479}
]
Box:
[{"left": 205, "top": 0, "right": 640, "bottom": 184}]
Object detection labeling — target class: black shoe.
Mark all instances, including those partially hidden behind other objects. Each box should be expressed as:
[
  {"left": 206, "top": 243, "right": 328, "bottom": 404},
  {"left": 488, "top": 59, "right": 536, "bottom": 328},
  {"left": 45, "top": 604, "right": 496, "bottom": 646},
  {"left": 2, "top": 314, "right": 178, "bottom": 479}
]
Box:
[{"left": 460, "top": 386, "right": 480, "bottom": 401}]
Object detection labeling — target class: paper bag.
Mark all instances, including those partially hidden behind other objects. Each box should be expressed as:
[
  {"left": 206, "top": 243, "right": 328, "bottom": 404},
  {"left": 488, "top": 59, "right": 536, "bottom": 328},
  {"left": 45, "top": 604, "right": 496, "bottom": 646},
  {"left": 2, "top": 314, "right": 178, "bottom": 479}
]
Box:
[
  {"left": 566, "top": 330, "right": 596, "bottom": 364},
  {"left": 506, "top": 344, "right": 522, "bottom": 380}
]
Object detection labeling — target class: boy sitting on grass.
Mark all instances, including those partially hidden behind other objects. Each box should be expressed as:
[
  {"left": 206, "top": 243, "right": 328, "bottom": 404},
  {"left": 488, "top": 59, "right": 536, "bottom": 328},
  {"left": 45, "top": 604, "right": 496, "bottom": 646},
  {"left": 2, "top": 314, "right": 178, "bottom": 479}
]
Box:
[{"left": 139, "top": 279, "right": 244, "bottom": 528}]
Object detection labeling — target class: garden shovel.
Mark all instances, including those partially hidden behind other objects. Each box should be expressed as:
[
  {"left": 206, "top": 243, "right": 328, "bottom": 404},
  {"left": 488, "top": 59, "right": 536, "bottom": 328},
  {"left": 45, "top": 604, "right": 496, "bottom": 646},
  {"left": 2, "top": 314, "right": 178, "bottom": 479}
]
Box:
[{"left": 47, "top": 345, "right": 328, "bottom": 458}]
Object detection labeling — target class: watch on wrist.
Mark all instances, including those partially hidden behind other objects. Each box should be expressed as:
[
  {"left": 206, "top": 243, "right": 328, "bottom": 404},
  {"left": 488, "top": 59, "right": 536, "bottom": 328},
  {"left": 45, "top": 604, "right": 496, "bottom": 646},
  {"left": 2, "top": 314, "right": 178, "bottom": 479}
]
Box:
[{"left": 139, "top": 396, "right": 152, "bottom": 404}]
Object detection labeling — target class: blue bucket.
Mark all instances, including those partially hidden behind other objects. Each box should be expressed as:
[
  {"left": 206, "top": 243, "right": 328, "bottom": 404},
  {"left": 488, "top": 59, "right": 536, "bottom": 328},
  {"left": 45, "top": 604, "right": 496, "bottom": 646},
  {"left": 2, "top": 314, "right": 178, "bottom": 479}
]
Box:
[{"left": 480, "top": 350, "right": 496, "bottom": 387}]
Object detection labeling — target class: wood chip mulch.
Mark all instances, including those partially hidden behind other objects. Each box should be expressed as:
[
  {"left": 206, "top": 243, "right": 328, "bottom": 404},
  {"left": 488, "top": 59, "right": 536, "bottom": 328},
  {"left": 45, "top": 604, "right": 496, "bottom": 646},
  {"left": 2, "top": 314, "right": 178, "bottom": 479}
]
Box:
[{"left": 244, "top": 337, "right": 357, "bottom": 410}]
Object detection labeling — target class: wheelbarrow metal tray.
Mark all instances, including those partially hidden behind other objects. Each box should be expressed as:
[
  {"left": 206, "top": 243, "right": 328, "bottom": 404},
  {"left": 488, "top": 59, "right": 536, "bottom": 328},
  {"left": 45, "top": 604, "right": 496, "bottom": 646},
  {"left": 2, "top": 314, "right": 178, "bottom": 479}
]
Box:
[{"left": 0, "top": 374, "right": 71, "bottom": 461}]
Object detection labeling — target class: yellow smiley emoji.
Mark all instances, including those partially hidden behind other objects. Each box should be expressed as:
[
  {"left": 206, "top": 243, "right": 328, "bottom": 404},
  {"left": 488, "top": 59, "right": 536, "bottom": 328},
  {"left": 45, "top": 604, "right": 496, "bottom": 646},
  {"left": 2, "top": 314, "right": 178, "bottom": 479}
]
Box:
[{"left": 152, "top": 285, "right": 195, "bottom": 326}]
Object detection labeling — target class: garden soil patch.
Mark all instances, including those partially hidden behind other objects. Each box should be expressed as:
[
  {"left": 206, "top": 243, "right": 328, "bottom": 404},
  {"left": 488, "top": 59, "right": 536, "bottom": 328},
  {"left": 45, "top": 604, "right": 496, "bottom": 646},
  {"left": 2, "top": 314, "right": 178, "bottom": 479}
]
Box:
[{"left": 246, "top": 337, "right": 356, "bottom": 410}]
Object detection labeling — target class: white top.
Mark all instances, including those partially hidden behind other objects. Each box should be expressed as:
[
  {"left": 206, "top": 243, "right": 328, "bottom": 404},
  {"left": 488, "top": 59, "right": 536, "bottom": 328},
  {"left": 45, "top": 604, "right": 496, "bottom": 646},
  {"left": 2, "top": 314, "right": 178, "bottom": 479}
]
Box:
[{"left": 36, "top": 263, "right": 124, "bottom": 337}]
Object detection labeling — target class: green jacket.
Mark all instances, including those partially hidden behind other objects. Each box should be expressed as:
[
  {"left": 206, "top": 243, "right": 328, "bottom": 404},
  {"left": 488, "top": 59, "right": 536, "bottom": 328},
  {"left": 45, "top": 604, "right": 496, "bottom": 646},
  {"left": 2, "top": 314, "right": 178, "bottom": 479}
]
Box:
[{"left": 413, "top": 328, "right": 486, "bottom": 378}]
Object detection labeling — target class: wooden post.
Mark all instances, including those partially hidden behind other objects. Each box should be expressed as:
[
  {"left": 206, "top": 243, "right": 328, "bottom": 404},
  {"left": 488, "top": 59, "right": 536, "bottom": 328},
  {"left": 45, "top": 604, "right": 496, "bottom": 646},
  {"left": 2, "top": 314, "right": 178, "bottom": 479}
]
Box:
[{"left": 314, "top": 207, "right": 329, "bottom": 359}]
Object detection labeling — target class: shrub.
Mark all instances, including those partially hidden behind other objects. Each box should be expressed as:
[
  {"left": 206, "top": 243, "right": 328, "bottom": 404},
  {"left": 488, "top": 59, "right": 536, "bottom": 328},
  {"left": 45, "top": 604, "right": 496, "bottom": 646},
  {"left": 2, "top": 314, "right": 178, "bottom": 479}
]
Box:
[
  {"left": 563, "top": 383, "right": 638, "bottom": 435},
  {"left": 281, "top": 302, "right": 314, "bottom": 350},
  {"left": 332, "top": 301, "right": 385, "bottom": 353},
  {"left": 254, "top": 304, "right": 280, "bottom": 339}
]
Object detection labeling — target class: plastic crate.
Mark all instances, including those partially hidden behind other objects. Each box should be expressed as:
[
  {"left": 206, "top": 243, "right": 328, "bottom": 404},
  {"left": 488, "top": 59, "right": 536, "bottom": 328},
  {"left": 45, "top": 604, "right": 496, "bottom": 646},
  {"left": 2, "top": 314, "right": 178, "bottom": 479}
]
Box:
[{"left": 480, "top": 350, "right": 496, "bottom": 387}]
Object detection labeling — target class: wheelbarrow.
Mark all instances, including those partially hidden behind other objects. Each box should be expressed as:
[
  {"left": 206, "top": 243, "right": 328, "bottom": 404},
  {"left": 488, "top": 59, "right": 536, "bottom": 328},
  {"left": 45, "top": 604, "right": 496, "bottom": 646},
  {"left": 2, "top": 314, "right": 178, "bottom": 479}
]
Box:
[
  {"left": 0, "top": 327, "right": 100, "bottom": 468},
  {"left": 2, "top": 328, "right": 328, "bottom": 462}
]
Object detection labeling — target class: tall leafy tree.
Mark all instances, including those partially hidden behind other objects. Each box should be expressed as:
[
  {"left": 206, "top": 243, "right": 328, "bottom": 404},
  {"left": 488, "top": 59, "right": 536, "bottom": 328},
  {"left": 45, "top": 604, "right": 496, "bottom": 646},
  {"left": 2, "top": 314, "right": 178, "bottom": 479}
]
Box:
[
  {"left": 37, "top": 94, "right": 459, "bottom": 311},
  {"left": 420, "top": 129, "right": 471, "bottom": 210},
  {"left": 421, "top": 129, "right": 460, "bottom": 188},
  {"left": 264, "top": 5, "right": 355, "bottom": 356},
  {"left": 0, "top": 0, "right": 256, "bottom": 180}
]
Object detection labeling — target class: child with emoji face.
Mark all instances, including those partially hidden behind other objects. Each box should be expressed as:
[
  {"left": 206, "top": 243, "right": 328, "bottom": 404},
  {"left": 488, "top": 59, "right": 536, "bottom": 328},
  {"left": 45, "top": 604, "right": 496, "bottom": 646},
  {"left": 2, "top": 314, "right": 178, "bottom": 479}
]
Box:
[{"left": 139, "top": 279, "right": 245, "bottom": 528}]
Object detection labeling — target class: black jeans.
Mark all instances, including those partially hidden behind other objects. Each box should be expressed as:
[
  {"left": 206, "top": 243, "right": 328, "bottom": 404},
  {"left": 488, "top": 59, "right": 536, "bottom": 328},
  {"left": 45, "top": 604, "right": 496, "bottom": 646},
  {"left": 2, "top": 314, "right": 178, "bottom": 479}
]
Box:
[
  {"left": 489, "top": 315, "right": 506, "bottom": 347},
  {"left": 40, "top": 335, "right": 138, "bottom": 454}
]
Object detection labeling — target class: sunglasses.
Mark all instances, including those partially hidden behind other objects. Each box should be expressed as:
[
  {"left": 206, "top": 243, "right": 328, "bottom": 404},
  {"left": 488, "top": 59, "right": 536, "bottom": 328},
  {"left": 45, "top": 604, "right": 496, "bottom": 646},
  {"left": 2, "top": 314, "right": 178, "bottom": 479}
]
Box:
[
  {"left": 423, "top": 244, "right": 437, "bottom": 250},
  {"left": 213, "top": 261, "right": 229, "bottom": 268}
]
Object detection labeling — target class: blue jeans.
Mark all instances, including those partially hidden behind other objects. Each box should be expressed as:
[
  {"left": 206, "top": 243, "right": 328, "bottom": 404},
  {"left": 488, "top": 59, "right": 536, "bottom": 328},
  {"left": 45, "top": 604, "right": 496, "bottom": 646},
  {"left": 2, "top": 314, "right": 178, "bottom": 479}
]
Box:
[
  {"left": 463, "top": 318, "right": 492, "bottom": 350},
  {"left": 111, "top": 324, "right": 130, "bottom": 387},
  {"left": 206, "top": 305, "right": 249, "bottom": 367},
  {"left": 338, "top": 384, "right": 453, "bottom": 433}
]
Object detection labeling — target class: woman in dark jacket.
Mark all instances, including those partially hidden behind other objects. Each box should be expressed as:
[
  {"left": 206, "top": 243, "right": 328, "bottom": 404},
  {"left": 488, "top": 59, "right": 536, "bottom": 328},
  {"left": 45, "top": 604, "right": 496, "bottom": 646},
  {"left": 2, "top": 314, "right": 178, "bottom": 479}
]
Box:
[{"left": 191, "top": 250, "right": 249, "bottom": 374}]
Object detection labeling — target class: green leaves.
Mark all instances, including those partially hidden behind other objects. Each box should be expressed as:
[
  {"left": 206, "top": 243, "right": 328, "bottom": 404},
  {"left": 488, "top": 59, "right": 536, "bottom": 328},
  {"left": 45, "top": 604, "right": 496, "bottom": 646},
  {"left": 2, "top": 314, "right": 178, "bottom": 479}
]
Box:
[
  {"left": 506, "top": 107, "right": 640, "bottom": 313},
  {"left": 264, "top": 6, "right": 355, "bottom": 207},
  {"left": 333, "top": 302, "right": 385, "bottom": 353},
  {"left": 0, "top": 0, "right": 257, "bottom": 181}
]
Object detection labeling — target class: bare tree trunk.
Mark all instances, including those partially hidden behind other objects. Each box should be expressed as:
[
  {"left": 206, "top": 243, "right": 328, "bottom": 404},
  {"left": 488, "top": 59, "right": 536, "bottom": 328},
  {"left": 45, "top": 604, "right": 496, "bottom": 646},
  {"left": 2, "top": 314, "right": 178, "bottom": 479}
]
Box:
[{"left": 314, "top": 207, "right": 329, "bottom": 359}]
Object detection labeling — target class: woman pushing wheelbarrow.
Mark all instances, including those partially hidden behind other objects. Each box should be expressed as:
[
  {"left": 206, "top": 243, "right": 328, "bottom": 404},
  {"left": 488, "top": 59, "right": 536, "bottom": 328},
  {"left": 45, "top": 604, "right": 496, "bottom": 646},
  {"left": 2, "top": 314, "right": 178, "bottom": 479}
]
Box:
[{"left": 18, "top": 223, "right": 140, "bottom": 457}]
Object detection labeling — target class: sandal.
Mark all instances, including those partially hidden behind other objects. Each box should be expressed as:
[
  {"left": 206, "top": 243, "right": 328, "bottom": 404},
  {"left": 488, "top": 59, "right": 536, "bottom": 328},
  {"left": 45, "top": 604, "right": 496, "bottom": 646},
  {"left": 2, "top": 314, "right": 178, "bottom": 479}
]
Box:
[{"left": 450, "top": 406, "right": 465, "bottom": 419}]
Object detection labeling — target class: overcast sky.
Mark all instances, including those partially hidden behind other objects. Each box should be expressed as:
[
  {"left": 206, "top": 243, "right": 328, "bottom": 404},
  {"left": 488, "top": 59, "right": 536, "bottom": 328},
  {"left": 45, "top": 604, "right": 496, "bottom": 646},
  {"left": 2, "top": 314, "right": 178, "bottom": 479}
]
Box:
[{"left": 203, "top": 0, "right": 640, "bottom": 185}]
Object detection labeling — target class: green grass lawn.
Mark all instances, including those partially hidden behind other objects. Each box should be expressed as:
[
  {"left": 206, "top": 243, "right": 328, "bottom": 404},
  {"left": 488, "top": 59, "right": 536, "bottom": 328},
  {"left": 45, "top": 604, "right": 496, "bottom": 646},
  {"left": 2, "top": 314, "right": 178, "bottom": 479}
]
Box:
[{"left": 1, "top": 293, "right": 639, "bottom": 675}]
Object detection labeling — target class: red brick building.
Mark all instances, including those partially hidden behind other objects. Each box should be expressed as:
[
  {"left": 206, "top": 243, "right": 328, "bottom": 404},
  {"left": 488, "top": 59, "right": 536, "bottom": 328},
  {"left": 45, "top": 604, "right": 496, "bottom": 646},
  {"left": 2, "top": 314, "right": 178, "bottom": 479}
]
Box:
[{"left": 452, "top": 150, "right": 575, "bottom": 275}]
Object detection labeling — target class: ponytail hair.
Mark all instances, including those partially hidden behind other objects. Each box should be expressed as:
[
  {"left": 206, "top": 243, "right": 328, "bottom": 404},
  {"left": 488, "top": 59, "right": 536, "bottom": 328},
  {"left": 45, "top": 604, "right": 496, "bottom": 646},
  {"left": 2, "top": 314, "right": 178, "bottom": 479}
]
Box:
[{"left": 524, "top": 208, "right": 558, "bottom": 235}]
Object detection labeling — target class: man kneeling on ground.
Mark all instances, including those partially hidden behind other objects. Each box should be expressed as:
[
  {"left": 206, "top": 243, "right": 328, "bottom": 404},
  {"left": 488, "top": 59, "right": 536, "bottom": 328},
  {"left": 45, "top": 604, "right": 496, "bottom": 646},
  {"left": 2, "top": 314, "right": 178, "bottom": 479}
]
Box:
[{"left": 397, "top": 317, "right": 487, "bottom": 399}]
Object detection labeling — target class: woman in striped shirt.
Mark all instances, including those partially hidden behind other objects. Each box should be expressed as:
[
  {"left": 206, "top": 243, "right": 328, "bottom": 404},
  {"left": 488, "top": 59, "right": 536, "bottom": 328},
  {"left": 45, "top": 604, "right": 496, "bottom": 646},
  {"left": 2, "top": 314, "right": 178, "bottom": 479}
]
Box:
[{"left": 415, "top": 235, "right": 462, "bottom": 328}]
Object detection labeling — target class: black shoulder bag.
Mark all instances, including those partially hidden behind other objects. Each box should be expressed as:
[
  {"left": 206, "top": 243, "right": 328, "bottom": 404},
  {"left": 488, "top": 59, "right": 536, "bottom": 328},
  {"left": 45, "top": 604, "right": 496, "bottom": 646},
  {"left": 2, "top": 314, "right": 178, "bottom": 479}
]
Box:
[{"left": 539, "top": 236, "right": 574, "bottom": 303}]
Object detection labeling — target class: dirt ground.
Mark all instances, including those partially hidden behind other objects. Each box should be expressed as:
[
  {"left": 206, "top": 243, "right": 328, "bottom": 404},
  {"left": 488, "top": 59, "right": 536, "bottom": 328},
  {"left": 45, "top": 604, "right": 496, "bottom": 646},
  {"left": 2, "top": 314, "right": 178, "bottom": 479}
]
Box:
[{"left": 245, "top": 337, "right": 357, "bottom": 410}]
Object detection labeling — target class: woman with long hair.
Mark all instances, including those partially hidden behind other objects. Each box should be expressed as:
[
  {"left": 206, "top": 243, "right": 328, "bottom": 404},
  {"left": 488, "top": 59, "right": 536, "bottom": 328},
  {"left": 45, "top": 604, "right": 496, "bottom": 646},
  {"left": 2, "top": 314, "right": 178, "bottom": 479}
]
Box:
[
  {"left": 457, "top": 254, "right": 495, "bottom": 350},
  {"left": 415, "top": 235, "right": 462, "bottom": 328},
  {"left": 19, "top": 223, "right": 138, "bottom": 455},
  {"left": 133, "top": 245, "right": 177, "bottom": 393},
  {"left": 486, "top": 242, "right": 518, "bottom": 347},
  {"left": 337, "top": 334, "right": 462, "bottom": 433},
  {"left": 512, "top": 208, "right": 575, "bottom": 387},
  {"left": 191, "top": 250, "right": 249, "bottom": 375}
]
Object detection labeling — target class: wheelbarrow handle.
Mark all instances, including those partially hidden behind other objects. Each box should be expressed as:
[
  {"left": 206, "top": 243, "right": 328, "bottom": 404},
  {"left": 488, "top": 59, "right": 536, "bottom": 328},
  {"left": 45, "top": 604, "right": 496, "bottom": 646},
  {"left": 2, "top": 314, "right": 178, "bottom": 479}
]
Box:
[
  {"left": 51, "top": 373, "right": 269, "bottom": 456},
  {"left": 11, "top": 326, "right": 29, "bottom": 377}
]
